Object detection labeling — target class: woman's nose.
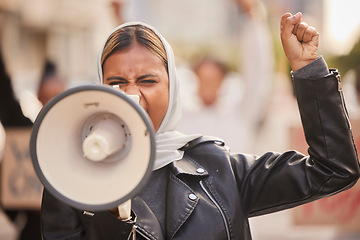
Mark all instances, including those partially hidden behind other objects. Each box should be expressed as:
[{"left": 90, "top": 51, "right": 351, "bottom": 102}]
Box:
[{"left": 124, "top": 84, "right": 141, "bottom": 98}]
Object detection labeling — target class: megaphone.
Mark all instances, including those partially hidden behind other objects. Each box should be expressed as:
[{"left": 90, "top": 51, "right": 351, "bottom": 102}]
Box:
[{"left": 30, "top": 84, "right": 155, "bottom": 214}]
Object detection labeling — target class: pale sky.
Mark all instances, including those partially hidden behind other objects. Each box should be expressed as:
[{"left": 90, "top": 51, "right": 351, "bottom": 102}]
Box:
[{"left": 324, "top": 0, "right": 360, "bottom": 55}]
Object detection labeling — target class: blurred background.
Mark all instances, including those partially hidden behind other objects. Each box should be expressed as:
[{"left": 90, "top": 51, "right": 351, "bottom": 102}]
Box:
[{"left": 0, "top": 0, "right": 360, "bottom": 239}]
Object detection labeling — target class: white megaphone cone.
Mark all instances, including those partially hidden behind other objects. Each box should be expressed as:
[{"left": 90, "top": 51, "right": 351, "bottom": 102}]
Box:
[{"left": 30, "top": 84, "right": 155, "bottom": 214}]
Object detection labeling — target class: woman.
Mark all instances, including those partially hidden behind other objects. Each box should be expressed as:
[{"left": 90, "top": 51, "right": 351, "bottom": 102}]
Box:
[{"left": 41, "top": 12, "right": 360, "bottom": 240}]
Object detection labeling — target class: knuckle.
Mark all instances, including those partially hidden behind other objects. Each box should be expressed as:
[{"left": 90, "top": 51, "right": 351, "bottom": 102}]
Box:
[{"left": 299, "top": 22, "right": 308, "bottom": 29}]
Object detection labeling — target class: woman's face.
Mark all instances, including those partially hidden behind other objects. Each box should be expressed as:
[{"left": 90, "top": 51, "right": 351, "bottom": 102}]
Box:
[{"left": 102, "top": 43, "right": 169, "bottom": 132}]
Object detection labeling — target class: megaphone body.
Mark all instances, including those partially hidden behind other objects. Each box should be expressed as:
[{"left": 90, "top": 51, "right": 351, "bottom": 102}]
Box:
[{"left": 30, "top": 84, "right": 155, "bottom": 214}]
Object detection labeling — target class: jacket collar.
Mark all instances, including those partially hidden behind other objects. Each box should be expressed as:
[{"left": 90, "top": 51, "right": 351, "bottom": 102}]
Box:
[{"left": 170, "top": 154, "right": 209, "bottom": 177}]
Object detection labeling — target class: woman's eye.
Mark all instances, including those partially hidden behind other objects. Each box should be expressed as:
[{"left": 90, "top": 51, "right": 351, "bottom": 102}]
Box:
[
  {"left": 139, "top": 80, "right": 156, "bottom": 84},
  {"left": 109, "top": 81, "right": 127, "bottom": 86}
]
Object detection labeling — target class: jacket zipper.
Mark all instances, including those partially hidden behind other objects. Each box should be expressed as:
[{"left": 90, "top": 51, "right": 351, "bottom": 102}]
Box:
[
  {"left": 135, "top": 225, "right": 153, "bottom": 240},
  {"left": 336, "top": 72, "right": 352, "bottom": 129},
  {"left": 200, "top": 180, "right": 231, "bottom": 240}
]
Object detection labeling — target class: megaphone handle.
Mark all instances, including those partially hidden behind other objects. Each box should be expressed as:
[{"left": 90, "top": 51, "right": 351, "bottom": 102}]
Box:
[{"left": 118, "top": 199, "right": 132, "bottom": 220}]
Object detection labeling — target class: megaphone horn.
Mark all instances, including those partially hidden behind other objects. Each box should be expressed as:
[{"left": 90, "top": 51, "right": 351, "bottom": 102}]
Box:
[{"left": 30, "top": 84, "right": 155, "bottom": 212}]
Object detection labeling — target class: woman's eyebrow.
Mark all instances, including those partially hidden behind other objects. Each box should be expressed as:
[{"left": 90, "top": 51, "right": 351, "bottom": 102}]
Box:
[
  {"left": 137, "top": 74, "right": 159, "bottom": 80},
  {"left": 106, "top": 76, "right": 127, "bottom": 81}
]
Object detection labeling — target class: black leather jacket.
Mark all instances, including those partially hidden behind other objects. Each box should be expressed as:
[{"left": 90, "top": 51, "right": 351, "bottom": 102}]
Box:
[{"left": 41, "top": 70, "right": 360, "bottom": 240}]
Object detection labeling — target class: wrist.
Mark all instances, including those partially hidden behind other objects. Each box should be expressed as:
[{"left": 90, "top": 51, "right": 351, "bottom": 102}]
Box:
[
  {"left": 290, "top": 59, "right": 318, "bottom": 72},
  {"left": 292, "top": 56, "right": 329, "bottom": 79}
]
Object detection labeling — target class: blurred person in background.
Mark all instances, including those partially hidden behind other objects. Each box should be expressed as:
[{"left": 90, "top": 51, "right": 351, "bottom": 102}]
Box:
[
  {"left": 0, "top": 118, "right": 17, "bottom": 240},
  {"left": 111, "top": 0, "right": 125, "bottom": 26},
  {"left": 40, "top": 12, "right": 360, "bottom": 240},
  {"left": 0, "top": 50, "right": 65, "bottom": 240},
  {"left": 0, "top": 51, "right": 33, "bottom": 128},
  {"left": 178, "top": 56, "right": 246, "bottom": 153},
  {"left": 37, "top": 60, "right": 66, "bottom": 106},
  {"left": 0, "top": 50, "right": 41, "bottom": 240},
  {"left": 233, "top": 0, "right": 275, "bottom": 153},
  {"left": 342, "top": 67, "right": 360, "bottom": 117},
  {"left": 178, "top": 0, "right": 274, "bottom": 154},
  {"left": 332, "top": 38, "right": 360, "bottom": 119}
]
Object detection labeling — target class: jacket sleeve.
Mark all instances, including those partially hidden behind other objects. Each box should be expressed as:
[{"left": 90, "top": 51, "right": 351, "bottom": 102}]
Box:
[
  {"left": 232, "top": 70, "right": 360, "bottom": 217},
  {"left": 41, "top": 189, "right": 84, "bottom": 240},
  {"left": 41, "top": 189, "right": 137, "bottom": 239}
]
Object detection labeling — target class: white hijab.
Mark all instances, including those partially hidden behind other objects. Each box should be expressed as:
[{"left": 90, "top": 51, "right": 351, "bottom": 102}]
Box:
[{"left": 98, "top": 22, "right": 201, "bottom": 170}]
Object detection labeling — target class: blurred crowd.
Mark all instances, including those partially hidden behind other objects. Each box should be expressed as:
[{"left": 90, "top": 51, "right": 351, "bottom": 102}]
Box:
[{"left": 0, "top": 0, "right": 360, "bottom": 239}]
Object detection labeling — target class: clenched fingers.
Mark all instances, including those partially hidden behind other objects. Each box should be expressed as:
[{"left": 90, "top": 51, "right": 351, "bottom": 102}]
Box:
[{"left": 280, "top": 12, "right": 302, "bottom": 42}]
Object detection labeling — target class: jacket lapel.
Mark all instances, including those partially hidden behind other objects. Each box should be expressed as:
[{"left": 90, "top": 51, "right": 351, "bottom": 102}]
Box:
[
  {"left": 165, "top": 156, "right": 208, "bottom": 239},
  {"left": 132, "top": 196, "right": 165, "bottom": 240}
]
